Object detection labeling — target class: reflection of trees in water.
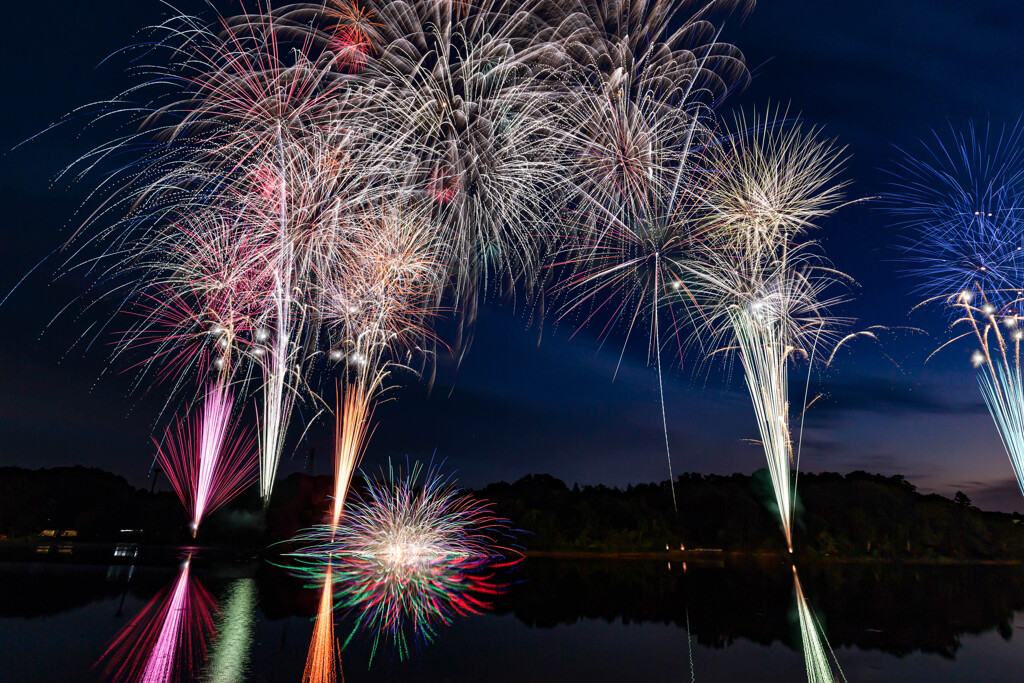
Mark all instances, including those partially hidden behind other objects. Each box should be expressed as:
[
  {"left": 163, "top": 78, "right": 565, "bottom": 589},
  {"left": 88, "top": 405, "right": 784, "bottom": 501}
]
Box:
[
  {"left": 487, "top": 560, "right": 1024, "bottom": 657},
  {"left": 0, "top": 564, "right": 175, "bottom": 619},
  {"left": 0, "top": 562, "right": 253, "bottom": 619},
  {"left": 8, "top": 558, "right": 1024, "bottom": 659}
]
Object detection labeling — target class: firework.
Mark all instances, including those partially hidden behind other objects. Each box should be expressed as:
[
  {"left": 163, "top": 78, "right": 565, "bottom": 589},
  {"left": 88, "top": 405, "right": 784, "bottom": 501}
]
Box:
[
  {"left": 96, "top": 556, "right": 218, "bottom": 683},
  {"left": 45, "top": 0, "right": 870, "bottom": 555},
  {"left": 891, "top": 123, "right": 1024, "bottom": 499},
  {"left": 693, "top": 112, "right": 851, "bottom": 549},
  {"left": 318, "top": 199, "right": 445, "bottom": 529},
  {"left": 889, "top": 121, "right": 1024, "bottom": 309},
  {"left": 54, "top": 6, "right": 402, "bottom": 506},
  {"left": 549, "top": 0, "right": 754, "bottom": 510},
  {"left": 153, "top": 382, "right": 258, "bottom": 536},
  {"left": 554, "top": 160, "right": 715, "bottom": 510},
  {"left": 281, "top": 462, "right": 516, "bottom": 663},
  {"left": 329, "top": 383, "right": 375, "bottom": 531},
  {"left": 339, "top": 0, "right": 570, "bottom": 332},
  {"left": 979, "top": 358, "right": 1024, "bottom": 495},
  {"left": 793, "top": 567, "right": 846, "bottom": 683},
  {"left": 334, "top": 543, "right": 508, "bottom": 663},
  {"left": 933, "top": 290, "right": 1024, "bottom": 496}
]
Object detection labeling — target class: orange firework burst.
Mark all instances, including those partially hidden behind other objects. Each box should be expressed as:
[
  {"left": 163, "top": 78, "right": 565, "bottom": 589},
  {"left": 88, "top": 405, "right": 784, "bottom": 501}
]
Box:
[{"left": 325, "top": 1, "right": 382, "bottom": 73}]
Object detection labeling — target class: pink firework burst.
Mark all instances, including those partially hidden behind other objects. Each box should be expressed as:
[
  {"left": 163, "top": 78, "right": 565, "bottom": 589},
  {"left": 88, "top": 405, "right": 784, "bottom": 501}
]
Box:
[{"left": 154, "top": 381, "right": 258, "bottom": 536}]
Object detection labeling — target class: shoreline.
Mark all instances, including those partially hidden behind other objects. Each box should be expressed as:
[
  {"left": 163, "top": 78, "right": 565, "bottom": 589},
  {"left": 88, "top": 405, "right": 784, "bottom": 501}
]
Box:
[
  {"left": 521, "top": 549, "right": 1024, "bottom": 565},
  {"left": 3, "top": 540, "right": 1022, "bottom": 567}
]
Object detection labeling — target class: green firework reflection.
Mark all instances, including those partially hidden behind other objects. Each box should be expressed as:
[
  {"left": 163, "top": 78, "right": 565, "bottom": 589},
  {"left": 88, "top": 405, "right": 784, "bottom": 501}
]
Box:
[{"left": 206, "top": 578, "right": 256, "bottom": 683}]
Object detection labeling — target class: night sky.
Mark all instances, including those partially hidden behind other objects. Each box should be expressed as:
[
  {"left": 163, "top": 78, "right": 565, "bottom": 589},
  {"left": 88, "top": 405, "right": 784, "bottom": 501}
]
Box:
[{"left": 2, "top": 2, "right": 1024, "bottom": 510}]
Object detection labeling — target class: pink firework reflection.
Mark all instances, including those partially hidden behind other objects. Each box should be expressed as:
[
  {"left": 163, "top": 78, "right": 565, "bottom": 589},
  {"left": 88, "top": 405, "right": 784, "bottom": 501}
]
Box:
[{"left": 96, "top": 556, "right": 217, "bottom": 682}]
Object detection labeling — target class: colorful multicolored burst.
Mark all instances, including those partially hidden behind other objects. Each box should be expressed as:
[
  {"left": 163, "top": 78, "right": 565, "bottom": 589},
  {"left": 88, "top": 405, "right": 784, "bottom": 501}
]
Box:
[
  {"left": 281, "top": 462, "right": 518, "bottom": 663},
  {"left": 153, "top": 382, "right": 258, "bottom": 536},
  {"left": 46, "top": 0, "right": 869, "bottom": 560}
]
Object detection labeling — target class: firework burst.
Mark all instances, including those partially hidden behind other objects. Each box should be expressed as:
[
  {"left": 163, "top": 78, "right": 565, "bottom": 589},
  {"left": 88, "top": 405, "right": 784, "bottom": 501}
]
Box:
[
  {"left": 281, "top": 462, "right": 517, "bottom": 663},
  {"left": 891, "top": 122, "right": 1024, "bottom": 501},
  {"left": 889, "top": 121, "right": 1024, "bottom": 309},
  {"left": 693, "top": 111, "right": 852, "bottom": 550},
  {"left": 153, "top": 382, "right": 258, "bottom": 536}
]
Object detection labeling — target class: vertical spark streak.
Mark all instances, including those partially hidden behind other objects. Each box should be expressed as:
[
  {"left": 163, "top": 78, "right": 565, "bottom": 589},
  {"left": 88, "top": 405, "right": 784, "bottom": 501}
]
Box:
[
  {"left": 194, "top": 380, "right": 233, "bottom": 535},
  {"left": 140, "top": 560, "right": 193, "bottom": 682},
  {"left": 793, "top": 567, "right": 845, "bottom": 683},
  {"left": 979, "top": 359, "right": 1024, "bottom": 495},
  {"left": 303, "top": 564, "right": 339, "bottom": 683},
  {"left": 260, "top": 122, "right": 298, "bottom": 506},
  {"left": 730, "top": 306, "right": 795, "bottom": 551},
  {"left": 653, "top": 258, "right": 678, "bottom": 511},
  {"left": 331, "top": 383, "right": 373, "bottom": 531}
]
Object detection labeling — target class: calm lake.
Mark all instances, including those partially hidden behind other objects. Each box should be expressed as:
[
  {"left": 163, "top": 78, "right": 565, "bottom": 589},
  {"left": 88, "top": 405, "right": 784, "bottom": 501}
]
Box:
[{"left": 2, "top": 553, "right": 1023, "bottom": 682}]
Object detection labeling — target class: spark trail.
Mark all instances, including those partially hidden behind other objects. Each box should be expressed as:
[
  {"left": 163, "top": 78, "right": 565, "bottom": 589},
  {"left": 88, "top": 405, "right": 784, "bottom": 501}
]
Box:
[
  {"left": 793, "top": 567, "right": 846, "bottom": 683},
  {"left": 154, "top": 383, "right": 258, "bottom": 536},
  {"left": 891, "top": 122, "right": 1024, "bottom": 500}
]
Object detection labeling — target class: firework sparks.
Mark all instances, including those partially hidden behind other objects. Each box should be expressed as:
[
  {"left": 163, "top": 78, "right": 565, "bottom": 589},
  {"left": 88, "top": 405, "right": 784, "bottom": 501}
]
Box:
[
  {"left": 304, "top": 564, "right": 342, "bottom": 683},
  {"left": 329, "top": 383, "right": 375, "bottom": 531},
  {"left": 96, "top": 556, "right": 217, "bottom": 683},
  {"left": 793, "top": 567, "right": 846, "bottom": 683},
  {"left": 153, "top": 382, "right": 258, "bottom": 536},
  {"left": 931, "top": 290, "right": 1024, "bottom": 497},
  {"left": 281, "top": 462, "right": 517, "bottom": 663},
  {"left": 693, "top": 112, "right": 852, "bottom": 549},
  {"left": 889, "top": 121, "right": 1024, "bottom": 310},
  {"left": 892, "top": 122, "right": 1024, "bottom": 500}
]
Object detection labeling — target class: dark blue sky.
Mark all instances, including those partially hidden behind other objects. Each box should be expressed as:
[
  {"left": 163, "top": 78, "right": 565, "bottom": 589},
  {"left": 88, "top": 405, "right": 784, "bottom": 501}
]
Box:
[{"left": 2, "top": 1, "right": 1024, "bottom": 510}]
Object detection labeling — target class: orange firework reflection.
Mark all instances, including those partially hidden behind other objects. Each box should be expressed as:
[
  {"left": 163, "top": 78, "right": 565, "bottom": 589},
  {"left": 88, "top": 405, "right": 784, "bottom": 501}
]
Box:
[{"left": 304, "top": 564, "right": 342, "bottom": 683}]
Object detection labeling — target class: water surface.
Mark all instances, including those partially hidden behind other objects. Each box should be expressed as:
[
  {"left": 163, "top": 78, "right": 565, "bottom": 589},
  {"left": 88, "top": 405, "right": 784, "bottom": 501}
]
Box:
[{"left": 2, "top": 555, "right": 1021, "bottom": 681}]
